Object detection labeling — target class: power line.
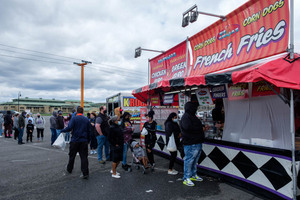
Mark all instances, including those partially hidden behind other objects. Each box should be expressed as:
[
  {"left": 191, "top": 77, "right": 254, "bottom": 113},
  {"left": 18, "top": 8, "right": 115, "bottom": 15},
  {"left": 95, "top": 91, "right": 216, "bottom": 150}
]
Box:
[
  {"left": 91, "top": 63, "right": 146, "bottom": 76},
  {"left": 88, "top": 65, "right": 144, "bottom": 79},
  {"left": 0, "top": 48, "right": 72, "bottom": 63},
  {"left": 0, "top": 43, "right": 81, "bottom": 61},
  {"left": 0, "top": 53, "right": 73, "bottom": 65}
]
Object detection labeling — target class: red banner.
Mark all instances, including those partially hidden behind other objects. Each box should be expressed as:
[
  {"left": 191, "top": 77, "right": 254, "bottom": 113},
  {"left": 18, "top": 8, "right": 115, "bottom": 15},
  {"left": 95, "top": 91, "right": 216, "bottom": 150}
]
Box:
[
  {"left": 252, "top": 81, "right": 280, "bottom": 97},
  {"left": 150, "top": 41, "right": 187, "bottom": 83},
  {"left": 188, "top": 0, "right": 289, "bottom": 76}
]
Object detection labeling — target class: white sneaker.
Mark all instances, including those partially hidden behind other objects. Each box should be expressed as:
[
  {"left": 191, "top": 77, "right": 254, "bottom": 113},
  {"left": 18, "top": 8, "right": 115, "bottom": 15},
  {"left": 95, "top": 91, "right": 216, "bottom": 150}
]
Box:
[
  {"left": 90, "top": 151, "right": 94, "bottom": 155},
  {"left": 183, "top": 178, "right": 195, "bottom": 186},
  {"left": 112, "top": 174, "right": 121, "bottom": 178},
  {"left": 168, "top": 170, "right": 178, "bottom": 175},
  {"left": 191, "top": 175, "right": 203, "bottom": 182},
  {"left": 94, "top": 150, "right": 97, "bottom": 154},
  {"left": 110, "top": 170, "right": 120, "bottom": 176}
]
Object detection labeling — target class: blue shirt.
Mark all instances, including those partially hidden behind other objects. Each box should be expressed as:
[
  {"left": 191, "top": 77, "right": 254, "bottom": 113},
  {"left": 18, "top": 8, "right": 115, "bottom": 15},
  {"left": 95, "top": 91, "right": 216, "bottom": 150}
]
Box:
[{"left": 61, "top": 114, "right": 91, "bottom": 143}]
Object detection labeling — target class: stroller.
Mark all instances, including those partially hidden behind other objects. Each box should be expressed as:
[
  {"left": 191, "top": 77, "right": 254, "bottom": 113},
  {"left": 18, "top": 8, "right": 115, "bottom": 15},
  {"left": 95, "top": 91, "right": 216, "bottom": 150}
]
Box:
[{"left": 129, "top": 140, "right": 153, "bottom": 174}]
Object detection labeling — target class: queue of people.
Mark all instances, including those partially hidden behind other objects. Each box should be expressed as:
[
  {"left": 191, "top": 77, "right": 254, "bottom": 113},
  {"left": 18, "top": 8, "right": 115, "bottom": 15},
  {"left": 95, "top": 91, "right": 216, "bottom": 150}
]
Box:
[{"left": 1, "top": 101, "right": 207, "bottom": 186}]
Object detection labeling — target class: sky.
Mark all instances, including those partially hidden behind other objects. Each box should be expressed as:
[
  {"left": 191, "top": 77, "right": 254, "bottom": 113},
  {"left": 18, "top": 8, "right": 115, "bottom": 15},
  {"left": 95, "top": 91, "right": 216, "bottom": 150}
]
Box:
[{"left": 0, "top": 0, "right": 299, "bottom": 103}]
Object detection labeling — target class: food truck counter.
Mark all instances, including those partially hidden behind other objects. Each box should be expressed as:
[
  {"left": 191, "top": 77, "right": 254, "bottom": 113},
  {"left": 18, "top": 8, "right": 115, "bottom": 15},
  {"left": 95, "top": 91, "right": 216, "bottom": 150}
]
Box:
[{"left": 153, "top": 129, "right": 300, "bottom": 200}]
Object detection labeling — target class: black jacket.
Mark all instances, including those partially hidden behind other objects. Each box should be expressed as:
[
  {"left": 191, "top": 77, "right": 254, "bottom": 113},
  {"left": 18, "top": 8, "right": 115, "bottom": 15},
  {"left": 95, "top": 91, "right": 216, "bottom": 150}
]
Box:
[
  {"left": 98, "top": 113, "right": 110, "bottom": 136},
  {"left": 4, "top": 114, "right": 13, "bottom": 126},
  {"left": 165, "top": 120, "right": 181, "bottom": 147},
  {"left": 144, "top": 121, "right": 157, "bottom": 149},
  {"left": 56, "top": 115, "right": 65, "bottom": 129},
  {"left": 108, "top": 123, "right": 124, "bottom": 147},
  {"left": 180, "top": 102, "right": 204, "bottom": 145}
]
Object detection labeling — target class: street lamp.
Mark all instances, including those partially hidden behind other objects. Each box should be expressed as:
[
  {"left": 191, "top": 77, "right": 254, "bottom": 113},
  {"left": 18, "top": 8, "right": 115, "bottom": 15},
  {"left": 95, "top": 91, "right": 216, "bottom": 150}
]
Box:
[
  {"left": 134, "top": 47, "right": 165, "bottom": 84},
  {"left": 18, "top": 92, "right": 21, "bottom": 112},
  {"left": 134, "top": 47, "right": 165, "bottom": 58},
  {"left": 182, "top": 4, "right": 226, "bottom": 28}
]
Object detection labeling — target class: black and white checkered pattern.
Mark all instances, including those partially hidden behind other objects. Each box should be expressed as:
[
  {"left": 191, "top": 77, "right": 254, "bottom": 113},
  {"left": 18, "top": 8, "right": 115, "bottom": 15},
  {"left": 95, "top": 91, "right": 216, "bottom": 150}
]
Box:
[{"left": 154, "top": 133, "right": 299, "bottom": 200}]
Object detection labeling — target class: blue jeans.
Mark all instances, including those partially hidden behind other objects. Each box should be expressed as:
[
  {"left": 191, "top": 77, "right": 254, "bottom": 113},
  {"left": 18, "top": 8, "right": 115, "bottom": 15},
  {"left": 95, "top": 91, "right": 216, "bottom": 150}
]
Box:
[
  {"left": 18, "top": 128, "right": 24, "bottom": 143},
  {"left": 56, "top": 129, "right": 61, "bottom": 137},
  {"left": 96, "top": 135, "right": 110, "bottom": 161},
  {"left": 183, "top": 143, "right": 202, "bottom": 180},
  {"left": 50, "top": 128, "right": 57, "bottom": 145},
  {"left": 122, "top": 143, "right": 128, "bottom": 165},
  {"left": 65, "top": 132, "right": 70, "bottom": 142}
]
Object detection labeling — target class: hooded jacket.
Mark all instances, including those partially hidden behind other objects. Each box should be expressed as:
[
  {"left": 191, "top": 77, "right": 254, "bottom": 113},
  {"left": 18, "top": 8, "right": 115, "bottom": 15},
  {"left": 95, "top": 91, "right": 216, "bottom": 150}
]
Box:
[
  {"left": 180, "top": 102, "right": 204, "bottom": 145},
  {"left": 50, "top": 111, "right": 57, "bottom": 129},
  {"left": 18, "top": 112, "right": 26, "bottom": 128},
  {"left": 61, "top": 114, "right": 91, "bottom": 143},
  {"left": 0, "top": 114, "right": 4, "bottom": 125}
]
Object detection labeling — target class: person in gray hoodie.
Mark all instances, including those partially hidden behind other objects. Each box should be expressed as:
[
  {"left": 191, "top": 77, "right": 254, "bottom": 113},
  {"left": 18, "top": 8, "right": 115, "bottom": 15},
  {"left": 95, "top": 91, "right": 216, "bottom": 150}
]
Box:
[
  {"left": 13, "top": 113, "right": 19, "bottom": 140},
  {"left": 0, "top": 113, "right": 4, "bottom": 137},
  {"left": 50, "top": 111, "right": 58, "bottom": 145},
  {"left": 35, "top": 113, "right": 46, "bottom": 142}
]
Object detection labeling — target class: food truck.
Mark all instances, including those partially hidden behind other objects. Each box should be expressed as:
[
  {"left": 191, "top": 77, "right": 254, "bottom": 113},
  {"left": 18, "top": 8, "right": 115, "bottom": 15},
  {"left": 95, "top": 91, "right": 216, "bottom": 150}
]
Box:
[
  {"left": 132, "top": 1, "right": 300, "bottom": 199},
  {"left": 106, "top": 93, "right": 147, "bottom": 135}
]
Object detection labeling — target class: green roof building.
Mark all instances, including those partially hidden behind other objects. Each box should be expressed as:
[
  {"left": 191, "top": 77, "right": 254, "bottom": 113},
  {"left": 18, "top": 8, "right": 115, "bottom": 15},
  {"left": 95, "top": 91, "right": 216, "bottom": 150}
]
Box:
[{"left": 0, "top": 97, "right": 95, "bottom": 114}]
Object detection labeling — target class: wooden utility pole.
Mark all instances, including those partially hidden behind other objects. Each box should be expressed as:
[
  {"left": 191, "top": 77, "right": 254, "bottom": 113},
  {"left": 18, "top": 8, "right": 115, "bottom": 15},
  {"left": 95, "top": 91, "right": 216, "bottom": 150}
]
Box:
[{"left": 73, "top": 60, "right": 92, "bottom": 108}]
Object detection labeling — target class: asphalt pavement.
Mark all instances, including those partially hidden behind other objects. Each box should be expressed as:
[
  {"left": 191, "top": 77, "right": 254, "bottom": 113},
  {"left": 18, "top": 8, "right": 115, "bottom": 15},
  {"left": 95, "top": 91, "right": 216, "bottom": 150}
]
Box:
[{"left": 0, "top": 116, "right": 265, "bottom": 200}]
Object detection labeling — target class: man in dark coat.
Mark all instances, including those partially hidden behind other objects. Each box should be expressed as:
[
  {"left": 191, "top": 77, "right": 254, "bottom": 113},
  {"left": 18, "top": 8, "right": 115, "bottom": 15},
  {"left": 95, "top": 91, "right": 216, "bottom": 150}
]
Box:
[{"left": 180, "top": 102, "right": 207, "bottom": 187}]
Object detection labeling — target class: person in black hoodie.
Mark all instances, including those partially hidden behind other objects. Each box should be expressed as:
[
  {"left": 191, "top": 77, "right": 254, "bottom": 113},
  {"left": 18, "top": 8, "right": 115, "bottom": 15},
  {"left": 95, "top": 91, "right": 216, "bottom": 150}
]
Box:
[
  {"left": 143, "top": 110, "right": 157, "bottom": 168},
  {"left": 165, "top": 112, "right": 182, "bottom": 175},
  {"left": 180, "top": 102, "right": 209, "bottom": 187},
  {"left": 26, "top": 119, "right": 34, "bottom": 142},
  {"left": 108, "top": 116, "right": 124, "bottom": 179},
  {"left": 56, "top": 110, "right": 65, "bottom": 137}
]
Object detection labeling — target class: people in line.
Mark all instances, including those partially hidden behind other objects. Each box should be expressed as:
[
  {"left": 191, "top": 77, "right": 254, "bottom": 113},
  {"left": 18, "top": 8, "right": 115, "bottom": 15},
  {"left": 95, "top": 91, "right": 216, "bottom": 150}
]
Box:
[
  {"left": 26, "top": 119, "right": 34, "bottom": 143},
  {"left": 95, "top": 106, "right": 110, "bottom": 164},
  {"left": 0, "top": 113, "right": 3, "bottom": 137},
  {"left": 50, "top": 111, "right": 58, "bottom": 145},
  {"left": 165, "top": 112, "right": 182, "bottom": 175},
  {"left": 107, "top": 116, "right": 124, "bottom": 178},
  {"left": 35, "top": 113, "right": 46, "bottom": 142},
  {"left": 89, "top": 112, "right": 98, "bottom": 154},
  {"left": 64, "top": 113, "right": 72, "bottom": 143},
  {"left": 13, "top": 113, "right": 20, "bottom": 140},
  {"left": 61, "top": 106, "right": 91, "bottom": 179},
  {"left": 18, "top": 112, "right": 26, "bottom": 145},
  {"left": 143, "top": 110, "right": 157, "bottom": 169},
  {"left": 131, "top": 141, "right": 148, "bottom": 168},
  {"left": 180, "top": 102, "right": 209, "bottom": 187},
  {"left": 4, "top": 110, "right": 13, "bottom": 138},
  {"left": 121, "top": 112, "right": 134, "bottom": 171},
  {"left": 56, "top": 110, "right": 64, "bottom": 137}
]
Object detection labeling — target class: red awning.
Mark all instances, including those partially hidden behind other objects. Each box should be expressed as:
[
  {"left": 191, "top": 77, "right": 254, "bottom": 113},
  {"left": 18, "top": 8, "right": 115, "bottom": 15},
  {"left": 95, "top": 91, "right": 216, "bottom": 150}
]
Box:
[{"left": 232, "top": 53, "right": 300, "bottom": 90}]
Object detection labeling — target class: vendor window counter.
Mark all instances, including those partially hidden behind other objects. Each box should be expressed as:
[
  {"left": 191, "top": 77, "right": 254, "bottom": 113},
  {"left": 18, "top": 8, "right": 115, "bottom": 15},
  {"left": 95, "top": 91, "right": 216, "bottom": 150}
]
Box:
[{"left": 153, "top": 130, "right": 300, "bottom": 200}]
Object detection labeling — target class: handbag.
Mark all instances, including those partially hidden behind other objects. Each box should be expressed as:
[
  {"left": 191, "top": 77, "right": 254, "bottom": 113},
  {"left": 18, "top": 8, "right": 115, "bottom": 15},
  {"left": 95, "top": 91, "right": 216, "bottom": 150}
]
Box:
[
  {"left": 141, "top": 127, "right": 148, "bottom": 136},
  {"left": 167, "top": 133, "right": 177, "bottom": 152},
  {"left": 52, "top": 133, "right": 66, "bottom": 150}
]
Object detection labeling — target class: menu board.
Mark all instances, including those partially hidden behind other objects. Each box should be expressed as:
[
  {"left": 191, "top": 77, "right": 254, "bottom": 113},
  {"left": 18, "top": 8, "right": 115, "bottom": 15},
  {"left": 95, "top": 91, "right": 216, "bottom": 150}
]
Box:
[
  {"left": 228, "top": 83, "right": 249, "bottom": 100},
  {"left": 195, "top": 88, "right": 213, "bottom": 105}
]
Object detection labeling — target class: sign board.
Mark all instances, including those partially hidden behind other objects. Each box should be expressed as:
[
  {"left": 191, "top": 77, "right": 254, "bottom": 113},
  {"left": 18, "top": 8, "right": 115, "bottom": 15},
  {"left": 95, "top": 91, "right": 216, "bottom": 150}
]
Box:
[
  {"left": 195, "top": 88, "right": 213, "bottom": 105},
  {"left": 150, "top": 94, "right": 160, "bottom": 106},
  {"left": 228, "top": 83, "right": 249, "bottom": 100},
  {"left": 123, "top": 96, "right": 147, "bottom": 107},
  {"left": 163, "top": 94, "right": 174, "bottom": 105},
  {"left": 150, "top": 41, "right": 187, "bottom": 83},
  {"left": 188, "top": 0, "right": 289, "bottom": 76},
  {"left": 252, "top": 81, "right": 280, "bottom": 97},
  {"left": 211, "top": 85, "right": 228, "bottom": 99}
]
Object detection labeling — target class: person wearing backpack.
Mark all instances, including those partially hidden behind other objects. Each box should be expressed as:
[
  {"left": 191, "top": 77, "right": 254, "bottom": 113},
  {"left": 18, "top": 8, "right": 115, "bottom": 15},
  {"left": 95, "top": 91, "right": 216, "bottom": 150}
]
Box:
[{"left": 4, "top": 111, "right": 13, "bottom": 138}]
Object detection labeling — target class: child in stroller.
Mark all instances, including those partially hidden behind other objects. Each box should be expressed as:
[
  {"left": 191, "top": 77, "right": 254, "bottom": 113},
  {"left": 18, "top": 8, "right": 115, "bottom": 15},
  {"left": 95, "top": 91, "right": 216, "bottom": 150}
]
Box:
[{"left": 130, "top": 140, "right": 150, "bottom": 174}]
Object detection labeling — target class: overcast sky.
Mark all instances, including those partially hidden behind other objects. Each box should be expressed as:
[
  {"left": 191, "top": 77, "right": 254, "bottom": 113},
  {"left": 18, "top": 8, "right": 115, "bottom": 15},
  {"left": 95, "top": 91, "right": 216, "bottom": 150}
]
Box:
[{"left": 0, "top": 0, "right": 299, "bottom": 103}]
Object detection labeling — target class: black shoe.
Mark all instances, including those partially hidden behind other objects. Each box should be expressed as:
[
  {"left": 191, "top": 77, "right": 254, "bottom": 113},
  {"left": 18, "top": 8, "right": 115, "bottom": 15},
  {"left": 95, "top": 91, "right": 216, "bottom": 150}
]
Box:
[
  {"left": 65, "top": 166, "right": 72, "bottom": 175},
  {"left": 122, "top": 164, "right": 128, "bottom": 170},
  {"left": 80, "top": 174, "right": 89, "bottom": 179}
]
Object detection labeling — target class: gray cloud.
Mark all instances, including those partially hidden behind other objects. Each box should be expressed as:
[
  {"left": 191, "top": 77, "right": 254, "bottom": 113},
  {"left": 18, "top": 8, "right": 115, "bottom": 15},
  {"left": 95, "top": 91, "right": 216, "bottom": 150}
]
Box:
[{"left": 0, "top": 0, "right": 299, "bottom": 103}]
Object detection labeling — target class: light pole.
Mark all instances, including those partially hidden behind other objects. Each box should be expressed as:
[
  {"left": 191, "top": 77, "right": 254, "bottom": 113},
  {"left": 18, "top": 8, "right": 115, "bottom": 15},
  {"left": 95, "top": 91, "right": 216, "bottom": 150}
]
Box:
[
  {"left": 134, "top": 47, "right": 165, "bottom": 84},
  {"left": 182, "top": 4, "right": 226, "bottom": 28},
  {"left": 73, "top": 60, "right": 92, "bottom": 108},
  {"left": 18, "top": 92, "right": 21, "bottom": 112}
]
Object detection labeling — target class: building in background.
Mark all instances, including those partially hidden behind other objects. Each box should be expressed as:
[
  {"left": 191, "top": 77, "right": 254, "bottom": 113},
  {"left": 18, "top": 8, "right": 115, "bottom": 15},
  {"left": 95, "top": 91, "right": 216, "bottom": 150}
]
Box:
[{"left": 0, "top": 97, "right": 104, "bottom": 114}]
